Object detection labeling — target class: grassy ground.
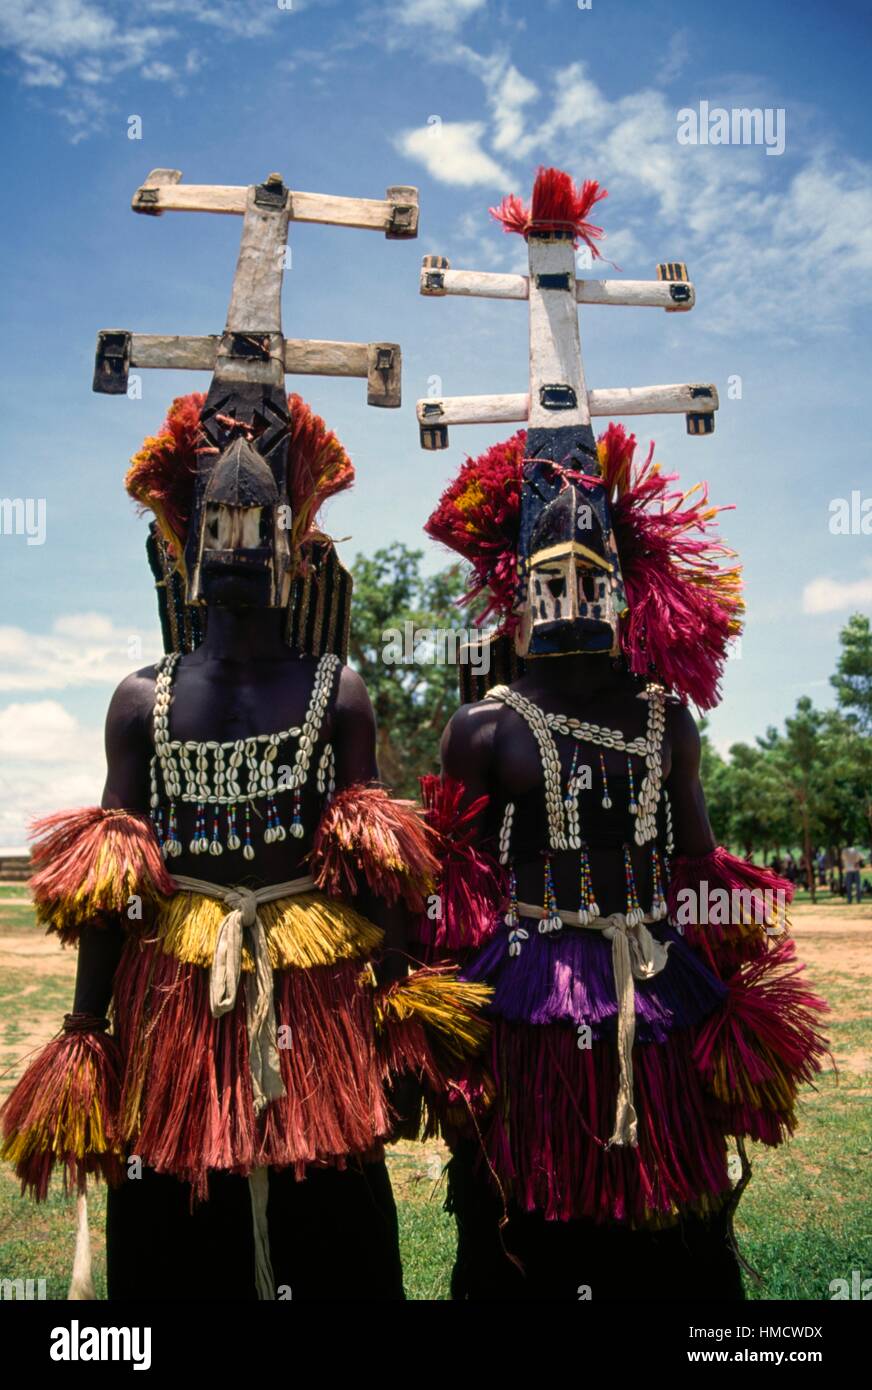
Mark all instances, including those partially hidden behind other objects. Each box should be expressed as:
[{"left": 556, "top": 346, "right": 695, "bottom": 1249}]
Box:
[{"left": 0, "top": 889, "right": 869, "bottom": 1301}]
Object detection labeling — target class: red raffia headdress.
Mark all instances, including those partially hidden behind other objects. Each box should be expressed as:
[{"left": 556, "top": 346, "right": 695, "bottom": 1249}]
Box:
[
  {"left": 425, "top": 422, "right": 743, "bottom": 710},
  {"left": 125, "top": 392, "right": 354, "bottom": 577},
  {"left": 490, "top": 166, "right": 610, "bottom": 261}
]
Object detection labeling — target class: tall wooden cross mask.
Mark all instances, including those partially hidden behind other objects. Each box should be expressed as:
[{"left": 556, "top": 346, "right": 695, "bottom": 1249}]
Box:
[
  {"left": 92, "top": 168, "right": 417, "bottom": 613},
  {"left": 416, "top": 171, "right": 717, "bottom": 460},
  {"left": 94, "top": 168, "right": 417, "bottom": 407}
]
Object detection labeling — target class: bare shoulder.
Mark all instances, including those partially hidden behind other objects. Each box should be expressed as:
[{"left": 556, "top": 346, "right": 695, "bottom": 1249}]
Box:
[
  {"left": 105, "top": 664, "right": 160, "bottom": 738},
  {"left": 664, "top": 699, "right": 701, "bottom": 769},
  {"left": 441, "top": 697, "right": 504, "bottom": 776},
  {"left": 334, "top": 662, "right": 375, "bottom": 718}
]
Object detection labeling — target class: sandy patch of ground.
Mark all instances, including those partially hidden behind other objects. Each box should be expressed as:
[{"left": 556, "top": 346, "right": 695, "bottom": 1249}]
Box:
[{"left": 0, "top": 934, "right": 75, "bottom": 977}]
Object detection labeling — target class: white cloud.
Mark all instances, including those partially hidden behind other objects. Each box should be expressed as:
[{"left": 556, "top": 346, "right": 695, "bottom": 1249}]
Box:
[
  {"left": 0, "top": 614, "right": 161, "bottom": 693},
  {"left": 395, "top": 120, "right": 511, "bottom": 188},
  {"left": 141, "top": 59, "right": 175, "bottom": 81},
  {"left": 19, "top": 51, "right": 65, "bottom": 86},
  {"left": 656, "top": 29, "right": 691, "bottom": 85},
  {"left": 0, "top": 699, "right": 104, "bottom": 846},
  {"left": 486, "top": 59, "right": 539, "bottom": 155},
  {"left": 0, "top": 0, "right": 286, "bottom": 137},
  {"left": 802, "top": 576, "right": 872, "bottom": 615},
  {"left": 391, "top": 0, "right": 486, "bottom": 30},
  {"left": 0, "top": 699, "right": 100, "bottom": 763}
]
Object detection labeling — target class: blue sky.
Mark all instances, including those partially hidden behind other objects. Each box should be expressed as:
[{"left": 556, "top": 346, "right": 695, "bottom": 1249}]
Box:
[{"left": 0, "top": 0, "right": 870, "bottom": 844}]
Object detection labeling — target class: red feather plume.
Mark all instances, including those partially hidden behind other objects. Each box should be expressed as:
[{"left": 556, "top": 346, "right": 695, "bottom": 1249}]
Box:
[
  {"left": 490, "top": 167, "right": 609, "bottom": 259},
  {"left": 424, "top": 432, "right": 525, "bottom": 629},
  {"left": 125, "top": 392, "right": 207, "bottom": 566}
]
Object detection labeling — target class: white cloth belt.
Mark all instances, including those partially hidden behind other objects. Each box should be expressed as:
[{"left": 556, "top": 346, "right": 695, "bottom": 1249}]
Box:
[
  {"left": 171, "top": 873, "right": 316, "bottom": 1117},
  {"left": 515, "top": 902, "right": 671, "bottom": 1149}
]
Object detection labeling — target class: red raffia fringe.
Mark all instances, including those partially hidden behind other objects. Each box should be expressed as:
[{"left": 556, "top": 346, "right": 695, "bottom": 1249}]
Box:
[
  {"left": 490, "top": 166, "right": 609, "bottom": 259},
  {"left": 416, "top": 775, "right": 505, "bottom": 952},
  {"left": 692, "top": 939, "right": 829, "bottom": 1142},
  {"left": 597, "top": 423, "right": 744, "bottom": 711},
  {"left": 310, "top": 783, "right": 438, "bottom": 912},
  {"left": 113, "top": 939, "right": 392, "bottom": 1199},
  {"left": 0, "top": 1030, "right": 124, "bottom": 1200},
  {"left": 29, "top": 806, "right": 172, "bottom": 944},
  {"left": 483, "top": 1019, "right": 732, "bottom": 1226},
  {"left": 668, "top": 847, "right": 794, "bottom": 972}
]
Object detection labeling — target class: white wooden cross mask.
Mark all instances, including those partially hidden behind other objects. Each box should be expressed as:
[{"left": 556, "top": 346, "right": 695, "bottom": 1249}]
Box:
[
  {"left": 93, "top": 168, "right": 418, "bottom": 406},
  {"left": 416, "top": 170, "right": 717, "bottom": 454}
]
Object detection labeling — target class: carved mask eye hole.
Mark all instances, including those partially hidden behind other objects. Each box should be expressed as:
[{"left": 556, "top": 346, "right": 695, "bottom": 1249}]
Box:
[
  {"left": 580, "top": 571, "right": 596, "bottom": 601},
  {"left": 547, "top": 576, "right": 566, "bottom": 599},
  {"left": 203, "top": 504, "right": 267, "bottom": 551},
  {"left": 204, "top": 505, "right": 222, "bottom": 550},
  {"left": 239, "top": 507, "right": 264, "bottom": 549}
]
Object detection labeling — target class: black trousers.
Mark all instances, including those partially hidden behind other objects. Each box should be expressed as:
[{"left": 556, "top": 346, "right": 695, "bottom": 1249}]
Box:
[
  {"left": 447, "top": 1142, "right": 746, "bottom": 1301},
  {"left": 106, "top": 1161, "right": 405, "bottom": 1301}
]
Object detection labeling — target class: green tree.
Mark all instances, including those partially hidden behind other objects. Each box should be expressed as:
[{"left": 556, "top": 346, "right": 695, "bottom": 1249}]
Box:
[
  {"left": 349, "top": 543, "right": 472, "bottom": 796},
  {"left": 830, "top": 613, "right": 872, "bottom": 840},
  {"left": 720, "top": 740, "right": 792, "bottom": 863},
  {"left": 831, "top": 613, "right": 872, "bottom": 735},
  {"left": 815, "top": 710, "right": 869, "bottom": 885},
  {"left": 696, "top": 718, "right": 731, "bottom": 845},
  {"left": 770, "top": 698, "right": 831, "bottom": 902}
]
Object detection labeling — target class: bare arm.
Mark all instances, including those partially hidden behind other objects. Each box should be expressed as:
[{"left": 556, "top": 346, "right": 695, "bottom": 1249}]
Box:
[
  {"left": 331, "top": 664, "right": 379, "bottom": 791},
  {"left": 331, "top": 664, "right": 407, "bottom": 981},
  {"left": 665, "top": 702, "right": 717, "bottom": 859},
  {"left": 72, "top": 668, "right": 155, "bottom": 1017},
  {"left": 439, "top": 701, "right": 500, "bottom": 846}
]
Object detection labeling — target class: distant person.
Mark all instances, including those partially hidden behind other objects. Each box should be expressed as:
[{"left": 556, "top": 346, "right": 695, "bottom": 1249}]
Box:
[
  {"left": 842, "top": 846, "right": 863, "bottom": 904},
  {"left": 785, "top": 854, "right": 797, "bottom": 886},
  {"left": 771, "top": 854, "right": 783, "bottom": 876}
]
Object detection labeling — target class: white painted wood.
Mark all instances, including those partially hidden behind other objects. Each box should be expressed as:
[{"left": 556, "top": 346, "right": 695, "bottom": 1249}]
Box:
[
  {"left": 527, "top": 239, "right": 589, "bottom": 428},
  {"left": 579, "top": 279, "right": 695, "bottom": 310},
  {"left": 284, "top": 339, "right": 370, "bottom": 376},
  {"left": 130, "top": 334, "right": 218, "bottom": 369},
  {"left": 129, "top": 333, "right": 400, "bottom": 407},
  {"left": 123, "top": 171, "right": 413, "bottom": 408},
  {"left": 421, "top": 266, "right": 695, "bottom": 310},
  {"left": 132, "top": 174, "right": 418, "bottom": 233},
  {"left": 417, "top": 382, "right": 719, "bottom": 426},
  {"left": 417, "top": 393, "right": 527, "bottom": 425},
  {"left": 421, "top": 267, "right": 529, "bottom": 299},
  {"left": 143, "top": 168, "right": 182, "bottom": 185},
  {"left": 588, "top": 383, "right": 719, "bottom": 415},
  {"left": 133, "top": 182, "right": 246, "bottom": 215},
  {"left": 225, "top": 186, "right": 289, "bottom": 337}
]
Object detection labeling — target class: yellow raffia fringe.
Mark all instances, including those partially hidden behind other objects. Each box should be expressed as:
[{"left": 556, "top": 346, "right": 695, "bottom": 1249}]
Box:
[
  {"left": 1, "top": 1063, "right": 113, "bottom": 1165},
  {"left": 709, "top": 1053, "right": 796, "bottom": 1116},
  {"left": 374, "top": 973, "right": 493, "bottom": 1061},
  {"left": 154, "top": 889, "right": 384, "bottom": 971},
  {"left": 37, "top": 855, "right": 165, "bottom": 937}
]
